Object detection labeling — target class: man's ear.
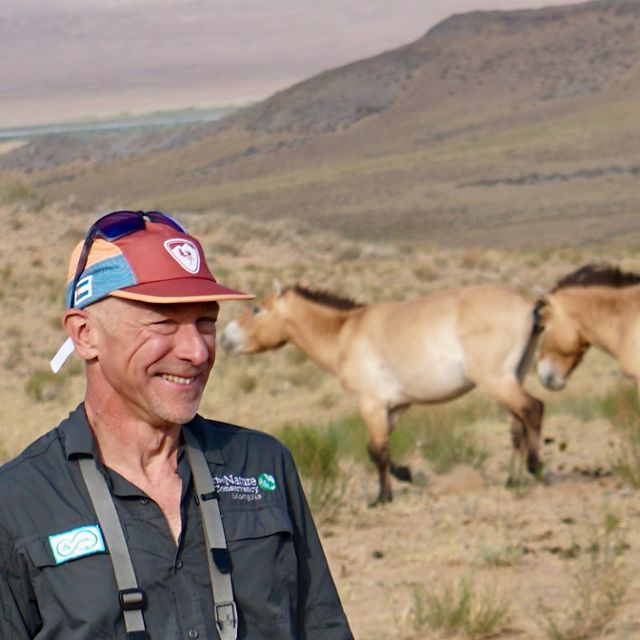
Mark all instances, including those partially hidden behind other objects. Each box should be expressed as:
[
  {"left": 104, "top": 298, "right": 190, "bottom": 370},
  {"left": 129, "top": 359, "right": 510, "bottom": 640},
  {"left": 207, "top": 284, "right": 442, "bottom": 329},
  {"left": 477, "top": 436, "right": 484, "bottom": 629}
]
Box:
[{"left": 63, "top": 309, "right": 100, "bottom": 361}]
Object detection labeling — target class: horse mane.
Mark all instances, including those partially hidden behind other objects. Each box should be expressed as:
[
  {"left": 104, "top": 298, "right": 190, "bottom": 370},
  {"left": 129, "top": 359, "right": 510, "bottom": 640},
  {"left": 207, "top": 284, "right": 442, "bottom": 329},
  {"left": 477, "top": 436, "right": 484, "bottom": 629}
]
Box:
[
  {"left": 552, "top": 263, "right": 640, "bottom": 292},
  {"left": 291, "top": 284, "right": 365, "bottom": 311}
]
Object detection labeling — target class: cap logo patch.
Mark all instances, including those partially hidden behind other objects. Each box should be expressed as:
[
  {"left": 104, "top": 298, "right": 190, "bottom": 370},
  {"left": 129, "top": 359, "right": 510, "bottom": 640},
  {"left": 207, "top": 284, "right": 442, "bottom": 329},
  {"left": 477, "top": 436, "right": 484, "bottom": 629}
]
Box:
[{"left": 164, "top": 239, "right": 201, "bottom": 274}]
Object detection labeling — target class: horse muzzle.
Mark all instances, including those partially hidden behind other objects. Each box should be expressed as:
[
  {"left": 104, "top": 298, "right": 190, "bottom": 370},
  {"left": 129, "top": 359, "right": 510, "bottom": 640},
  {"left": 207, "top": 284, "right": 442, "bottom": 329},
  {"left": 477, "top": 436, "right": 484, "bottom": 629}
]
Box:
[
  {"left": 220, "top": 321, "right": 244, "bottom": 355},
  {"left": 537, "top": 360, "right": 566, "bottom": 391}
]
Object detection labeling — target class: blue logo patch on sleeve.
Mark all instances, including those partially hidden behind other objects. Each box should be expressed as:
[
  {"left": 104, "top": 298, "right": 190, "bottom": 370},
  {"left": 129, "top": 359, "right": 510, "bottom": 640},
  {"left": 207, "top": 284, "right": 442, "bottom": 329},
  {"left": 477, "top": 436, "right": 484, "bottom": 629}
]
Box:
[{"left": 48, "top": 525, "right": 106, "bottom": 564}]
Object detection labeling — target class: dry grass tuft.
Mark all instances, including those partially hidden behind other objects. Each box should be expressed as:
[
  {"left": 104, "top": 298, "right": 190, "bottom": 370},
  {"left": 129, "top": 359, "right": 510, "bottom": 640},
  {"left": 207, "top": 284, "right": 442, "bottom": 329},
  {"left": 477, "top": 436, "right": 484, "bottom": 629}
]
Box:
[{"left": 538, "top": 508, "right": 631, "bottom": 640}]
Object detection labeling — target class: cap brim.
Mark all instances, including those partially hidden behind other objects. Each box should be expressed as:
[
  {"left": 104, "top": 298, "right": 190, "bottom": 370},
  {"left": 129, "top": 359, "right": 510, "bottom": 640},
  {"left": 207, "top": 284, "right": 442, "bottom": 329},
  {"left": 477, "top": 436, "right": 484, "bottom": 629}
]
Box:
[{"left": 110, "top": 278, "right": 254, "bottom": 304}]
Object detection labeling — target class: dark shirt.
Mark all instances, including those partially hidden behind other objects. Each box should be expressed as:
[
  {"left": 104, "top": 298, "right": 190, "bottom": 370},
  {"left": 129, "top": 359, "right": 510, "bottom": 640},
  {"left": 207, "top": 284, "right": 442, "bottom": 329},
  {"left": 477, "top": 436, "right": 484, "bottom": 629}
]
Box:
[{"left": 0, "top": 405, "right": 353, "bottom": 640}]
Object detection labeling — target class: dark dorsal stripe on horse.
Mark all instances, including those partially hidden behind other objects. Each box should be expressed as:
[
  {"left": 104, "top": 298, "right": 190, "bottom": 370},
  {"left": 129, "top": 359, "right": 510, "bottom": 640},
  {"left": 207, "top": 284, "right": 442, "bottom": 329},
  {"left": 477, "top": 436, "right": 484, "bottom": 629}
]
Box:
[
  {"left": 292, "top": 285, "right": 365, "bottom": 311},
  {"left": 551, "top": 263, "right": 640, "bottom": 293}
]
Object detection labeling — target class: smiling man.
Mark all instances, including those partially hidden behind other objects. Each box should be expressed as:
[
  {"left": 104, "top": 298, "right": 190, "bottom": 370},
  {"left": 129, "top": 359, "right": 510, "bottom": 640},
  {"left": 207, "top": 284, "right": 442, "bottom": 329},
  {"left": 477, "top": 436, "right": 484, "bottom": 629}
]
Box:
[{"left": 0, "top": 211, "right": 353, "bottom": 640}]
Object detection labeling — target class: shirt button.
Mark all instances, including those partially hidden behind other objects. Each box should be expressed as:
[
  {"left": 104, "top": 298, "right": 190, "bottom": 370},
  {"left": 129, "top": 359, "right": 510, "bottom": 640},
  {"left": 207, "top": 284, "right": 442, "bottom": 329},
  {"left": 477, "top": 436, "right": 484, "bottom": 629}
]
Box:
[
  {"left": 188, "top": 629, "right": 199, "bottom": 639},
  {"left": 176, "top": 560, "right": 184, "bottom": 570},
  {"left": 139, "top": 498, "right": 149, "bottom": 505}
]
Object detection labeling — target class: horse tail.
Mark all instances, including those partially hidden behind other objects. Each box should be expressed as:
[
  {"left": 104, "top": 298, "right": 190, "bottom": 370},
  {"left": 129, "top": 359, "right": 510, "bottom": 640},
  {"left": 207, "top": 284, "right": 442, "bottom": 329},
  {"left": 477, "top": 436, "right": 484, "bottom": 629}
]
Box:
[{"left": 515, "top": 301, "right": 545, "bottom": 383}]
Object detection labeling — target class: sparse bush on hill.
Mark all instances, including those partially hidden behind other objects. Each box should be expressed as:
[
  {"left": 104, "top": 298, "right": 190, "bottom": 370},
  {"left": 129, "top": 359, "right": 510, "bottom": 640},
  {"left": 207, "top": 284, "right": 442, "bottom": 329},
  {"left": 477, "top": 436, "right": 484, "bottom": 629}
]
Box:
[
  {"left": 25, "top": 368, "right": 66, "bottom": 403},
  {"left": 412, "top": 262, "right": 440, "bottom": 283},
  {"left": 410, "top": 576, "right": 511, "bottom": 639},
  {"left": 403, "top": 400, "right": 496, "bottom": 474},
  {"left": 476, "top": 542, "right": 526, "bottom": 568},
  {"left": 0, "top": 180, "right": 46, "bottom": 211},
  {"left": 601, "top": 381, "right": 640, "bottom": 486},
  {"left": 538, "top": 507, "right": 631, "bottom": 640},
  {"left": 237, "top": 373, "right": 258, "bottom": 394},
  {"left": 277, "top": 423, "right": 346, "bottom": 520}
]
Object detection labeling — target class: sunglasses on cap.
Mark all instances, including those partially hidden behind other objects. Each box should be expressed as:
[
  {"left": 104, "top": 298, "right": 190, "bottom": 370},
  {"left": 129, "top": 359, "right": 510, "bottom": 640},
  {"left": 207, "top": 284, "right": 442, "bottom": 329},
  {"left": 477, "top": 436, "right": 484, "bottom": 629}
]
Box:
[
  {"left": 50, "top": 210, "right": 186, "bottom": 373},
  {"left": 68, "top": 210, "right": 185, "bottom": 309}
]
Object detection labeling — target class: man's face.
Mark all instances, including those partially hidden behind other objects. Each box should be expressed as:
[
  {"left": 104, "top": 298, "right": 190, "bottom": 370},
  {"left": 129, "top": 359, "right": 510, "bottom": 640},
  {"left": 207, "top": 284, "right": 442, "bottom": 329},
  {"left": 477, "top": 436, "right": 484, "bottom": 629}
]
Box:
[{"left": 88, "top": 298, "right": 219, "bottom": 428}]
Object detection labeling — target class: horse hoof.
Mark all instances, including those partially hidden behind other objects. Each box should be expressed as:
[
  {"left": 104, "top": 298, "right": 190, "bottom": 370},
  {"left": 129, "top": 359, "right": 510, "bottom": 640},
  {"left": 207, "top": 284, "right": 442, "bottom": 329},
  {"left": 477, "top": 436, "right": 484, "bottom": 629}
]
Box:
[
  {"left": 390, "top": 464, "right": 413, "bottom": 483},
  {"left": 527, "top": 453, "right": 544, "bottom": 477}
]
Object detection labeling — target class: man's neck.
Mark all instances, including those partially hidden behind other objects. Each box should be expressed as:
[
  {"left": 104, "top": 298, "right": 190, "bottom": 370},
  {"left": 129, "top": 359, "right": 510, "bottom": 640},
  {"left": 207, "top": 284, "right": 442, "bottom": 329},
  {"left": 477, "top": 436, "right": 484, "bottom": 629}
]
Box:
[{"left": 84, "top": 396, "right": 181, "bottom": 481}]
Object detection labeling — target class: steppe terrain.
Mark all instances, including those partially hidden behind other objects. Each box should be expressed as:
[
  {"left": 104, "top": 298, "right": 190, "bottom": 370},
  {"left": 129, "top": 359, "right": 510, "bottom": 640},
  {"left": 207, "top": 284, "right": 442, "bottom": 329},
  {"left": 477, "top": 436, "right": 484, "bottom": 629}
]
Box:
[
  {"left": 2, "top": 200, "right": 640, "bottom": 639},
  {"left": 2, "top": 1, "right": 640, "bottom": 637}
]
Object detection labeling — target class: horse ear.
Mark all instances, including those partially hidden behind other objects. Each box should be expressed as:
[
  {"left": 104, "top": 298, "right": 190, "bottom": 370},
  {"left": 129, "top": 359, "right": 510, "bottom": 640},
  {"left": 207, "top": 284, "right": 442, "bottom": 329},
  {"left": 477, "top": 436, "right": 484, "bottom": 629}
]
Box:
[{"left": 273, "top": 279, "right": 283, "bottom": 296}]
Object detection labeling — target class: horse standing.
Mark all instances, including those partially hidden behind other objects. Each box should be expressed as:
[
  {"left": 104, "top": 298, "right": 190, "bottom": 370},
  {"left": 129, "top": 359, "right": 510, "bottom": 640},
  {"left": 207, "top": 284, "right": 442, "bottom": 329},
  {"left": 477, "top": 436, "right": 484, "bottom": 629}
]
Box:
[
  {"left": 221, "top": 283, "right": 543, "bottom": 504},
  {"left": 536, "top": 264, "right": 640, "bottom": 391}
]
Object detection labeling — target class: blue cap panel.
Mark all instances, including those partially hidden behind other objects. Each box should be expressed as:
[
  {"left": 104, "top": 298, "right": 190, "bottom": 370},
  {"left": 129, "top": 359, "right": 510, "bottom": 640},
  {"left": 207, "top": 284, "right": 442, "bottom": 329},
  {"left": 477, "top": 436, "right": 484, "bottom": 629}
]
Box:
[{"left": 66, "top": 254, "right": 137, "bottom": 309}]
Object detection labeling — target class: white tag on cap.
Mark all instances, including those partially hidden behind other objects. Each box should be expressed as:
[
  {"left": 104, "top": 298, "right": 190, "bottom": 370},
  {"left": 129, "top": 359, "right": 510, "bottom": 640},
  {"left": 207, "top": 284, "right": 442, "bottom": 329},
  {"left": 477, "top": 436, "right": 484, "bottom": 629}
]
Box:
[{"left": 50, "top": 337, "right": 75, "bottom": 373}]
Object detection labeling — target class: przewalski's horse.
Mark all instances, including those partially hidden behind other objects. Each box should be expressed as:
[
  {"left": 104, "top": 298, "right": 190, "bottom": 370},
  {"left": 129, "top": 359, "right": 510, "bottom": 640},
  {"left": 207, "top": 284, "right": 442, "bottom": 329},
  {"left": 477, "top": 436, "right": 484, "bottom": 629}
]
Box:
[
  {"left": 536, "top": 263, "right": 640, "bottom": 391},
  {"left": 221, "top": 283, "right": 544, "bottom": 504}
]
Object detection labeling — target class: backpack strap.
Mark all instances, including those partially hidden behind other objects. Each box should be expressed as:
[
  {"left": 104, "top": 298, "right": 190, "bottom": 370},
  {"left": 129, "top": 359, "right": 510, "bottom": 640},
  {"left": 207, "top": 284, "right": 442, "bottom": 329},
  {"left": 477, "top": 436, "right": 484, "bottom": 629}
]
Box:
[
  {"left": 78, "top": 457, "right": 149, "bottom": 640},
  {"left": 183, "top": 427, "right": 238, "bottom": 640}
]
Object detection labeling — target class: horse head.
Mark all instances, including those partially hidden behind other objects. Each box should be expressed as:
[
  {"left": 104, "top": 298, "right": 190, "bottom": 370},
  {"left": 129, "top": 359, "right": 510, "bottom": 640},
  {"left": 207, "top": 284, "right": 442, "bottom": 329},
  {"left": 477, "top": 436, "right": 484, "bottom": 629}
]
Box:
[
  {"left": 221, "top": 281, "right": 290, "bottom": 355},
  {"left": 535, "top": 295, "right": 588, "bottom": 391}
]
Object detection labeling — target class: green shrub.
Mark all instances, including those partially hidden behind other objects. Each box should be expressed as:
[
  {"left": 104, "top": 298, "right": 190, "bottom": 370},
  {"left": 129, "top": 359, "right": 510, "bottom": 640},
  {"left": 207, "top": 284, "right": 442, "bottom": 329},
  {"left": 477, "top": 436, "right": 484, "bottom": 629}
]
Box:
[
  {"left": 25, "top": 368, "right": 65, "bottom": 402},
  {"left": 601, "top": 382, "right": 640, "bottom": 486},
  {"left": 0, "top": 180, "right": 46, "bottom": 210},
  {"left": 539, "top": 507, "right": 630, "bottom": 640},
  {"left": 277, "top": 423, "right": 346, "bottom": 519},
  {"left": 413, "top": 405, "right": 490, "bottom": 474},
  {"left": 237, "top": 373, "right": 257, "bottom": 394},
  {"left": 411, "top": 577, "right": 510, "bottom": 638},
  {"left": 476, "top": 542, "right": 526, "bottom": 567}
]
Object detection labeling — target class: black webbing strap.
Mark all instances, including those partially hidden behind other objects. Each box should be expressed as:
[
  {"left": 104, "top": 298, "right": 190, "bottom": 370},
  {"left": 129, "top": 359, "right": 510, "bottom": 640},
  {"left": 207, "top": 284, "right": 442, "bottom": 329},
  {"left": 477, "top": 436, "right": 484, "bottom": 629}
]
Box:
[
  {"left": 183, "top": 428, "right": 238, "bottom": 640},
  {"left": 78, "top": 457, "right": 149, "bottom": 640}
]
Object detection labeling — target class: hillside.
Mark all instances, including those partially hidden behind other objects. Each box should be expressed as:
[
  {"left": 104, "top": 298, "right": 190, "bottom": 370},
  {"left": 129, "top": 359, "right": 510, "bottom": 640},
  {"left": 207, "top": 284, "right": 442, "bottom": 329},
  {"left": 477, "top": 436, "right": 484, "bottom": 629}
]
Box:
[{"left": 3, "top": 0, "right": 640, "bottom": 247}]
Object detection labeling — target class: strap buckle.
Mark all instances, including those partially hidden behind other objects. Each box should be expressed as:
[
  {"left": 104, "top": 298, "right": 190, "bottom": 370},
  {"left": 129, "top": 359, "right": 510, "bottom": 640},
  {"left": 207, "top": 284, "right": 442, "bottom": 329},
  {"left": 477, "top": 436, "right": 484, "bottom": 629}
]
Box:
[
  {"left": 119, "top": 587, "right": 146, "bottom": 611},
  {"left": 215, "top": 601, "right": 238, "bottom": 630}
]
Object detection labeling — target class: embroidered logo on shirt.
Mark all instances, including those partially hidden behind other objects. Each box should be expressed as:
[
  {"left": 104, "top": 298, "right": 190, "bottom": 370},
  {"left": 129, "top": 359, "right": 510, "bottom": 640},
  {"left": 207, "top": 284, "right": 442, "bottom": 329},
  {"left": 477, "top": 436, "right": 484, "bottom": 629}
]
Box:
[
  {"left": 258, "top": 473, "right": 277, "bottom": 492},
  {"left": 213, "top": 474, "right": 261, "bottom": 502},
  {"left": 48, "top": 525, "right": 106, "bottom": 564},
  {"left": 212, "top": 473, "right": 278, "bottom": 501}
]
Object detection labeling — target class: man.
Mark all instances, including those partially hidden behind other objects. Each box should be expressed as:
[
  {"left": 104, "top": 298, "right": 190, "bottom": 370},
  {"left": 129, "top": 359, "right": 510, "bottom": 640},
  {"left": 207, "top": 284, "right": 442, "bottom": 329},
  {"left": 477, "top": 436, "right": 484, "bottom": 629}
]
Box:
[{"left": 0, "top": 210, "right": 353, "bottom": 640}]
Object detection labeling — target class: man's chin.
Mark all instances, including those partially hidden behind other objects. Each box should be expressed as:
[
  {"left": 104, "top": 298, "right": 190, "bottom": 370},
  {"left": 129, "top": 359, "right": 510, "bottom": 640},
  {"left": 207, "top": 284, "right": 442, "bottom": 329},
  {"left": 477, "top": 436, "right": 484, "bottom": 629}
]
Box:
[{"left": 153, "top": 403, "right": 200, "bottom": 427}]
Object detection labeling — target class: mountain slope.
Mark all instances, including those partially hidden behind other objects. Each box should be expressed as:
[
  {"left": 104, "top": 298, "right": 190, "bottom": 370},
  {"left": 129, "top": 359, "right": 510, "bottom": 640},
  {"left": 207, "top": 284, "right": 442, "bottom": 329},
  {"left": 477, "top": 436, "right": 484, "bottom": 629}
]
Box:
[{"left": 8, "top": 0, "right": 640, "bottom": 247}]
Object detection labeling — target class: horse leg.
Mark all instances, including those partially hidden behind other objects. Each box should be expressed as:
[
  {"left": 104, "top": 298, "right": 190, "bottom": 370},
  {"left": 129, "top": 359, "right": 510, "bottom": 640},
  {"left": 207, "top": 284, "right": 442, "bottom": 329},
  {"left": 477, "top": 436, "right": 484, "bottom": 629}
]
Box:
[
  {"left": 388, "top": 406, "right": 412, "bottom": 483},
  {"left": 522, "top": 395, "right": 544, "bottom": 477},
  {"left": 506, "top": 411, "right": 527, "bottom": 486},
  {"left": 478, "top": 379, "right": 545, "bottom": 480},
  {"left": 360, "top": 401, "right": 395, "bottom": 506}
]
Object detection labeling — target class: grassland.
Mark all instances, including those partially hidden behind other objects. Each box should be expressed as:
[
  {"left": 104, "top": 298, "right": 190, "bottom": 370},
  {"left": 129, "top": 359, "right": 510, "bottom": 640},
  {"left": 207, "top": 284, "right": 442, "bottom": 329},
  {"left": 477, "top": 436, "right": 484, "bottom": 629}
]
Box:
[{"left": 3, "top": 196, "right": 640, "bottom": 637}]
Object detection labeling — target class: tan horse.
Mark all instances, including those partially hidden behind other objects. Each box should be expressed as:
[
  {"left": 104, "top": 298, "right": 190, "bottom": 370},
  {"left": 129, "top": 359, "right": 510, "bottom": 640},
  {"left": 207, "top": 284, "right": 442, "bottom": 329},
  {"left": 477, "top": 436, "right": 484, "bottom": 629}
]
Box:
[
  {"left": 221, "top": 283, "right": 544, "bottom": 504},
  {"left": 536, "top": 264, "right": 640, "bottom": 391}
]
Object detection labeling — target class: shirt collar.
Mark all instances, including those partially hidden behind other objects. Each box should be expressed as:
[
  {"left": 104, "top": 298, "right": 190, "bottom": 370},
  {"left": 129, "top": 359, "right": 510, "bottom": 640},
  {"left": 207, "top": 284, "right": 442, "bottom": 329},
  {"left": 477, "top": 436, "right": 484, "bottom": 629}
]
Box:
[
  {"left": 59, "top": 403, "right": 100, "bottom": 460},
  {"left": 59, "top": 404, "right": 225, "bottom": 466}
]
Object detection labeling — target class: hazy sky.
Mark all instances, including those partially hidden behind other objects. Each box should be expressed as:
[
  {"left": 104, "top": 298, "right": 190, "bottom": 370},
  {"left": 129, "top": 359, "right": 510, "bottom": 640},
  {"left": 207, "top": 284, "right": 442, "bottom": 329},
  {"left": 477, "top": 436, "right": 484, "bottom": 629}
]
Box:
[{"left": 2, "top": 0, "right": 586, "bottom": 127}]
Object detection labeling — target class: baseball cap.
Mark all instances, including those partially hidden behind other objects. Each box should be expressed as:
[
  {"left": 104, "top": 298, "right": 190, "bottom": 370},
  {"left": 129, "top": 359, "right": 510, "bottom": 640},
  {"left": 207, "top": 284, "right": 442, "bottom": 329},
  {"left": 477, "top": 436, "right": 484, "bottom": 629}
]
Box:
[{"left": 50, "top": 210, "right": 253, "bottom": 372}]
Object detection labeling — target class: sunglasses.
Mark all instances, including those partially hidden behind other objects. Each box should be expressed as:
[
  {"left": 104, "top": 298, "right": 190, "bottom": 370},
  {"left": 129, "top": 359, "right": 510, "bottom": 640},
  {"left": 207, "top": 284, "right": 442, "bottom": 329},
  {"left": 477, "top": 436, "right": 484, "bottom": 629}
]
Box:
[{"left": 68, "top": 210, "right": 186, "bottom": 309}]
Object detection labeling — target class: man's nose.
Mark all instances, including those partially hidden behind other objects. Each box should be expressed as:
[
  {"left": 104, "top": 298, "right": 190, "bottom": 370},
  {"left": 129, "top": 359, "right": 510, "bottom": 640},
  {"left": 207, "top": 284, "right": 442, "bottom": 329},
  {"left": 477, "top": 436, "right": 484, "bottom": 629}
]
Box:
[{"left": 174, "top": 324, "right": 213, "bottom": 364}]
